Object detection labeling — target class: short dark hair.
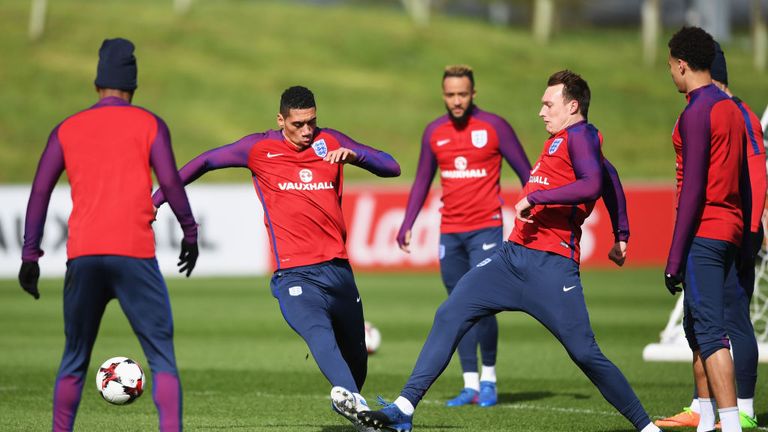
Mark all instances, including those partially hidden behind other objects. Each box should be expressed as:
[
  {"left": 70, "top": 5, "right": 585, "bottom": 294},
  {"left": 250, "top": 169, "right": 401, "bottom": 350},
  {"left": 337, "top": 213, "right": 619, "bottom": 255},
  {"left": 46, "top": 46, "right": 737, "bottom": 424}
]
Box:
[
  {"left": 280, "top": 86, "right": 316, "bottom": 116},
  {"left": 547, "top": 70, "right": 590, "bottom": 117},
  {"left": 443, "top": 65, "right": 474, "bottom": 88},
  {"left": 668, "top": 26, "right": 715, "bottom": 71}
]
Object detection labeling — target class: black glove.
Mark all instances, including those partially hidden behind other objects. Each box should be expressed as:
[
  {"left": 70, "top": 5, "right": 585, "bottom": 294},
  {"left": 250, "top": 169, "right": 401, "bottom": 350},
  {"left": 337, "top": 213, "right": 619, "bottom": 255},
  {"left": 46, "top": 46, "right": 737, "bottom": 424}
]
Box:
[
  {"left": 19, "top": 261, "right": 40, "bottom": 300},
  {"left": 664, "top": 272, "right": 684, "bottom": 295},
  {"left": 178, "top": 240, "right": 199, "bottom": 277},
  {"left": 750, "top": 230, "right": 764, "bottom": 260}
]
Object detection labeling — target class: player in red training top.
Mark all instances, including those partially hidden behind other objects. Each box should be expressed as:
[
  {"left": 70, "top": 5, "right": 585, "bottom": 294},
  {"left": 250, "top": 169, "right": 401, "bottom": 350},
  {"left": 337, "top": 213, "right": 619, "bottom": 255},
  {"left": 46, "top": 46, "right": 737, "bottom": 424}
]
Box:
[
  {"left": 659, "top": 29, "right": 756, "bottom": 432},
  {"left": 152, "top": 86, "right": 400, "bottom": 431},
  {"left": 397, "top": 65, "right": 531, "bottom": 407},
  {"left": 358, "top": 70, "right": 659, "bottom": 432},
  {"left": 18, "top": 38, "right": 198, "bottom": 432}
]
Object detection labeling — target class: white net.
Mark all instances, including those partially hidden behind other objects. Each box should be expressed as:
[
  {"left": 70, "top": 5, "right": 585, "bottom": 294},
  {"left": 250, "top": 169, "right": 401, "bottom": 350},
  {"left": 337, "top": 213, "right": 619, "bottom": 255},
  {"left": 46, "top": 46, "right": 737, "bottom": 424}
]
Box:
[{"left": 643, "top": 105, "right": 768, "bottom": 362}]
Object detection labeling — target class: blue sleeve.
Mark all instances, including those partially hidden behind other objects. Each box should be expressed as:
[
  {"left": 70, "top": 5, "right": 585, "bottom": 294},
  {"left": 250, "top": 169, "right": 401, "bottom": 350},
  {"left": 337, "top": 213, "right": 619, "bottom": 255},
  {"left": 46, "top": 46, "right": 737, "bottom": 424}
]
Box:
[
  {"left": 325, "top": 129, "right": 401, "bottom": 177},
  {"left": 397, "top": 125, "right": 438, "bottom": 242},
  {"left": 152, "top": 135, "right": 255, "bottom": 207},
  {"left": 665, "top": 108, "right": 710, "bottom": 276},
  {"left": 601, "top": 158, "right": 630, "bottom": 242},
  {"left": 527, "top": 129, "right": 602, "bottom": 205}
]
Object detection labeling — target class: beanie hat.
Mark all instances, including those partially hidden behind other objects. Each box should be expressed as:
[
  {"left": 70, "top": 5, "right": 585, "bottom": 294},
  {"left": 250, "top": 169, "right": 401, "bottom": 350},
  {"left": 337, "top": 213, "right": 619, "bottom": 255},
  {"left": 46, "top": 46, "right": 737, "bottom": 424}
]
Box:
[
  {"left": 94, "top": 38, "right": 137, "bottom": 91},
  {"left": 710, "top": 41, "right": 728, "bottom": 86}
]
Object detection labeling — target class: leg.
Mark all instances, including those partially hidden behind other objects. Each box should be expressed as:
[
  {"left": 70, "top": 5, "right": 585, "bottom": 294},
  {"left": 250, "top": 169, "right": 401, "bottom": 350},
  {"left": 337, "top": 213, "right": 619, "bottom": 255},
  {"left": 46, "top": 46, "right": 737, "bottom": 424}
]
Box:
[
  {"left": 400, "top": 243, "right": 523, "bottom": 408},
  {"left": 522, "top": 250, "right": 653, "bottom": 431},
  {"left": 111, "top": 257, "right": 181, "bottom": 432},
  {"left": 684, "top": 239, "right": 738, "bottom": 413},
  {"left": 466, "top": 227, "right": 504, "bottom": 407},
  {"left": 54, "top": 257, "right": 113, "bottom": 432},
  {"left": 466, "top": 227, "right": 503, "bottom": 371},
  {"left": 327, "top": 261, "right": 368, "bottom": 392},
  {"left": 724, "top": 262, "right": 757, "bottom": 401},
  {"left": 271, "top": 266, "right": 359, "bottom": 392},
  {"left": 359, "top": 244, "right": 523, "bottom": 432},
  {"left": 439, "top": 233, "right": 478, "bottom": 376}
]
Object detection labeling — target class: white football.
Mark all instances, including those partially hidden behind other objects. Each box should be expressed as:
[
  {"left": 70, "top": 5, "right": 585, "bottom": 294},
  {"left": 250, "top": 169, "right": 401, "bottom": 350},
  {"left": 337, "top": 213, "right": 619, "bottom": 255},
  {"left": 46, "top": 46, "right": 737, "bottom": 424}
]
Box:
[
  {"left": 364, "top": 321, "right": 381, "bottom": 354},
  {"left": 96, "top": 357, "right": 145, "bottom": 405}
]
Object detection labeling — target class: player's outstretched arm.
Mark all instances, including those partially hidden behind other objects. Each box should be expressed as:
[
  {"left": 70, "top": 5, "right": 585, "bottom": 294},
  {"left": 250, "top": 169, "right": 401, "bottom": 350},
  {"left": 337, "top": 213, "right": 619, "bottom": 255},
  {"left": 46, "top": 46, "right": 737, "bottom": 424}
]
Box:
[
  {"left": 601, "top": 158, "right": 629, "bottom": 266},
  {"left": 151, "top": 134, "right": 256, "bottom": 208},
  {"left": 323, "top": 129, "right": 400, "bottom": 178},
  {"left": 20, "top": 125, "right": 65, "bottom": 299},
  {"left": 665, "top": 110, "right": 709, "bottom": 283},
  {"left": 496, "top": 118, "right": 532, "bottom": 185},
  {"left": 526, "top": 130, "right": 603, "bottom": 207},
  {"left": 398, "top": 127, "right": 438, "bottom": 252}
]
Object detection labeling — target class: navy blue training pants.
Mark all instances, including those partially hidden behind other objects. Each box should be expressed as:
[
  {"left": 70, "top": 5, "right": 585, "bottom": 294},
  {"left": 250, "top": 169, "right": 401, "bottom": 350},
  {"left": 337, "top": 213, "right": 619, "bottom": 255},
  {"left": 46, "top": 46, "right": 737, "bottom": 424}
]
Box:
[
  {"left": 59, "top": 256, "right": 178, "bottom": 377},
  {"left": 439, "top": 226, "right": 501, "bottom": 373},
  {"left": 683, "top": 237, "right": 737, "bottom": 361},
  {"left": 400, "top": 242, "right": 652, "bottom": 430},
  {"left": 271, "top": 258, "right": 367, "bottom": 393},
  {"left": 54, "top": 256, "right": 181, "bottom": 432}
]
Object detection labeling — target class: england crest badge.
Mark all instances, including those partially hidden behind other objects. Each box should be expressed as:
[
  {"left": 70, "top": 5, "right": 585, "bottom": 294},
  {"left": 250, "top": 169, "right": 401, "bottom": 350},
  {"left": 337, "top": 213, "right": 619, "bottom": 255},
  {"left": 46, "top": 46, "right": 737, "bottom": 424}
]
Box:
[
  {"left": 471, "top": 130, "right": 488, "bottom": 148},
  {"left": 548, "top": 138, "right": 563, "bottom": 155},
  {"left": 312, "top": 139, "right": 328, "bottom": 158}
]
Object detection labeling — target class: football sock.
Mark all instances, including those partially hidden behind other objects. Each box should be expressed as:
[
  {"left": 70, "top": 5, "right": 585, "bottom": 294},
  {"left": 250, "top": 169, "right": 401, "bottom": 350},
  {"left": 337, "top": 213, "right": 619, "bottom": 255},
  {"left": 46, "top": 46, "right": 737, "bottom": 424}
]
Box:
[
  {"left": 153, "top": 372, "right": 181, "bottom": 432},
  {"left": 394, "top": 396, "right": 415, "bottom": 416},
  {"left": 640, "top": 422, "right": 661, "bottom": 432},
  {"left": 689, "top": 397, "right": 701, "bottom": 413},
  {"left": 697, "top": 398, "right": 716, "bottom": 432},
  {"left": 737, "top": 398, "right": 754, "bottom": 418},
  {"left": 480, "top": 365, "right": 496, "bottom": 383},
  {"left": 718, "top": 406, "right": 741, "bottom": 432},
  {"left": 463, "top": 372, "right": 480, "bottom": 391},
  {"left": 53, "top": 375, "right": 84, "bottom": 432}
]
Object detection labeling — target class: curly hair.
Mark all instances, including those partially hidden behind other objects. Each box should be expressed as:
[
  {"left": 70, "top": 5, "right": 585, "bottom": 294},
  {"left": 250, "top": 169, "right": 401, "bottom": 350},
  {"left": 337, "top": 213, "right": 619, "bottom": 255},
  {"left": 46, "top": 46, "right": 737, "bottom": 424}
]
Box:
[
  {"left": 280, "top": 86, "right": 316, "bottom": 116},
  {"left": 668, "top": 26, "right": 715, "bottom": 71}
]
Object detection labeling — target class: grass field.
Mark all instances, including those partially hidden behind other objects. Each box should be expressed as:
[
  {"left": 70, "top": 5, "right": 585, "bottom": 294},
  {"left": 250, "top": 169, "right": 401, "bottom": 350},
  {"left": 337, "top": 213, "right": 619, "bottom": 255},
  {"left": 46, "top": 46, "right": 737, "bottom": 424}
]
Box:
[
  {"left": 2, "top": 0, "right": 767, "bottom": 183},
  {"left": 1, "top": 269, "right": 767, "bottom": 431}
]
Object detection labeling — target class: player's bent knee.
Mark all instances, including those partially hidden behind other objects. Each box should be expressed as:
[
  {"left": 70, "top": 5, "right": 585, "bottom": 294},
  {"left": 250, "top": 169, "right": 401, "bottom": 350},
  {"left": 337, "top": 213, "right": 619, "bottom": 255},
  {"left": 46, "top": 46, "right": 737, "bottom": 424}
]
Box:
[
  {"left": 433, "top": 301, "right": 473, "bottom": 328},
  {"left": 699, "top": 341, "right": 731, "bottom": 361}
]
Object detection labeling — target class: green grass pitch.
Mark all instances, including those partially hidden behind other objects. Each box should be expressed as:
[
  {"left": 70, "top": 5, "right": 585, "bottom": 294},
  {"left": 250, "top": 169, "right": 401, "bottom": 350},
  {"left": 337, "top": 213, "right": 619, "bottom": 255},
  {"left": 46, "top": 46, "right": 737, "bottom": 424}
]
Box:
[{"left": 1, "top": 268, "right": 766, "bottom": 431}]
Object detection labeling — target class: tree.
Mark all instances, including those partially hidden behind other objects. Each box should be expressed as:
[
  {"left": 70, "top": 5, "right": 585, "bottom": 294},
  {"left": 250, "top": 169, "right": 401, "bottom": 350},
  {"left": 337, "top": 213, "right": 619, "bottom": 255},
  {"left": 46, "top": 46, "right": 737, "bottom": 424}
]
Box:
[
  {"left": 28, "top": 0, "right": 47, "bottom": 41},
  {"left": 401, "top": 0, "right": 432, "bottom": 27},
  {"left": 753, "top": 0, "right": 766, "bottom": 72},
  {"left": 641, "top": 0, "right": 660, "bottom": 67}
]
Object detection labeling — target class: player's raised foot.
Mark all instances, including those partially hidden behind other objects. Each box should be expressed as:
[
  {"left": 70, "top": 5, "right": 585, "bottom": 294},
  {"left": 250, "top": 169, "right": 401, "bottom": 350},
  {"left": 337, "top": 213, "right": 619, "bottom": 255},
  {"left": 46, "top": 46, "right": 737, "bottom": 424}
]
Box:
[
  {"left": 478, "top": 381, "right": 497, "bottom": 407},
  {"left": 357, "top": 401, "right": 413, "bottom": 432},
  {"left": 445, "top": 388, "right": 479, "bottom": 407},
  {"left": 654, "top": 407, "right": 700, "bottom": 428},
  {"left": 330, "top": 386, "right": 374, "bottom": 432}
]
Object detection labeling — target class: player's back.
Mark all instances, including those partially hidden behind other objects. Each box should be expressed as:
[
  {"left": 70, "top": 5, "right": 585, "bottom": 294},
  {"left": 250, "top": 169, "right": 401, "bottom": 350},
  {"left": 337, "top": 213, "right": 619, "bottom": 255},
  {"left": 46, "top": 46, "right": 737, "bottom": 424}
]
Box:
[{"left": 58, "top": 97, "right": 159, "bottom": 259}]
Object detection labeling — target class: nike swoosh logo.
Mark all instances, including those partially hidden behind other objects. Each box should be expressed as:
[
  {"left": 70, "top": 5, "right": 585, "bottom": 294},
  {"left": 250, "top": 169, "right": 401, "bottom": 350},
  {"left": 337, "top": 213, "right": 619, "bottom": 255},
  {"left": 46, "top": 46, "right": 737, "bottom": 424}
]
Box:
[
  {"left": 355, "top": 297, "right": 361, "bottom": 303},
  {"left": 436, "top": 139, "right": 450, "bottom": 146},
  {"left": 267, "top": 152, "right": 283, "bottom": 158},
  {"left": 481, "top": 243, "right": 497, "bottom": 251},
  {"left": 563, "top": 285, "right": 577, "bottom": 292}
]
